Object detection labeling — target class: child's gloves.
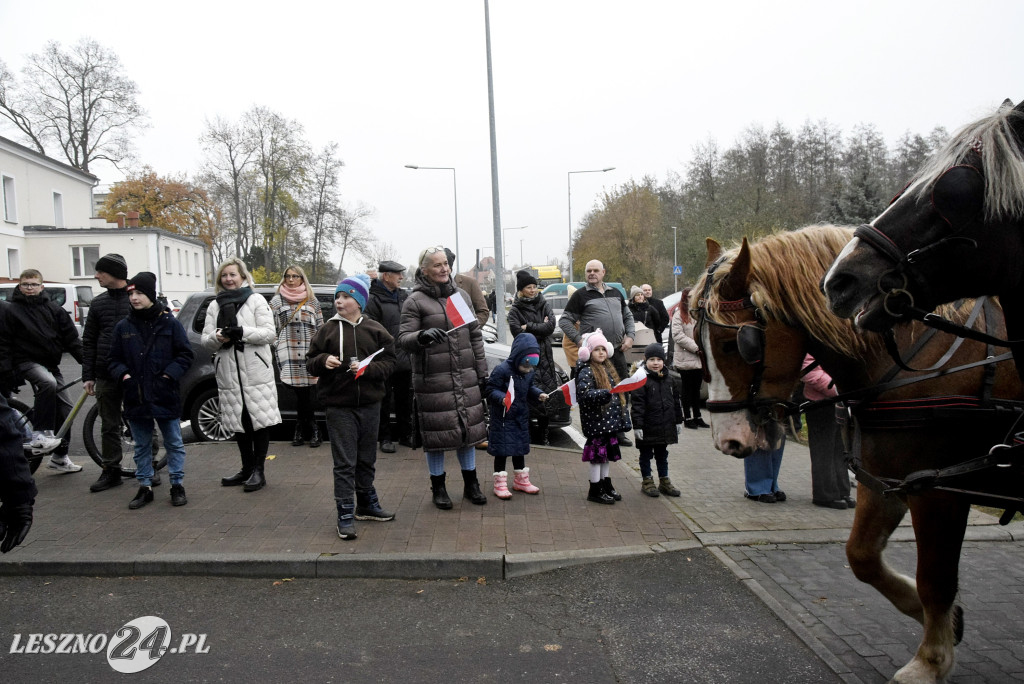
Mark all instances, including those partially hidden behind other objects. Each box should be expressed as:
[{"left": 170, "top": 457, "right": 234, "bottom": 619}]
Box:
[{"left": 676, "top": 425, "right": 681, "bottom": 436}]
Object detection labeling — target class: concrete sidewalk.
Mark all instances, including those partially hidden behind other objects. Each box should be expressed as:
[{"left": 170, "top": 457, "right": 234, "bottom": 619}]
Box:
[{"left": 3, "top": 426, "right": 1021, "bottom": 579}]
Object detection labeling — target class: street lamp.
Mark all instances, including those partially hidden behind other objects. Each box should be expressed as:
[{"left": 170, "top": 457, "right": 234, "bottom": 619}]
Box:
[
  {"left": 672, "top": 225, "right": 678, "bottom": 292},
  {"left": 567, "top": 167, "right": 615, "bottom": 281},
  {"left": 502, "top": 225, "right": 526, "bottom": 266},
  {"left": 405, "top": 165, "right": 459, "bottom": 270}
]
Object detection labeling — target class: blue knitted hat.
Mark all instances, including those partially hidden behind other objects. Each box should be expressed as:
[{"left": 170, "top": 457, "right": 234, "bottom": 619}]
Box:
[{"left": 336, "top": 273, "right": 371, "bottom": 310}]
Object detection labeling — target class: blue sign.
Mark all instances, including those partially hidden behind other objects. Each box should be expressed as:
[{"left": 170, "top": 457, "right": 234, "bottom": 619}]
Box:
[{"left": 672, "top": 266, "right": 683, "bottom": 275}]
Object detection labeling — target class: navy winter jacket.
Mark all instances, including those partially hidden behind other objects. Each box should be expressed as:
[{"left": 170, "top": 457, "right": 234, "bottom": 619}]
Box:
[
  {"left": 630, "top": 366, "right": 683, "bottom": 445},
  {"left": 486, "top": 333, "right": 543, "bottom": 458},
  {"left": 108, "top": 307, "right": 194, "bottom": 420},
  {"left": 576, "top": 361, "right": 632, "bottom": 439}
]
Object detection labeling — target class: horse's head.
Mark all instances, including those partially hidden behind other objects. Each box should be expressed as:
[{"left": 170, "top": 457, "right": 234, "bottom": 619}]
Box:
[
  {"left": 694, "top": 237, "right": 807, "bottom": 458},
  {"left": 824, "top": 99, "right": 1024, "bottom": 331}
]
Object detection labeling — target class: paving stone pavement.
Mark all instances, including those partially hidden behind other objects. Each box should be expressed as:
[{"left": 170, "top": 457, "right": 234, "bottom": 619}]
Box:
[{"left": 8, "top": 383, "right": 1024, "bottom": 682}]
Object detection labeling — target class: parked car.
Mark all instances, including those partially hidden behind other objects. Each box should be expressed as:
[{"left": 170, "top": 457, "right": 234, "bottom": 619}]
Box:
[
  {"left": 176, "top": 287, "right": 571, "bottom": 442},
  {"left": 545, "top": 294, "right": 568, "bottom": 346},
  {"left": 0, "top": 281, "right": 94, "bottom": 336}
]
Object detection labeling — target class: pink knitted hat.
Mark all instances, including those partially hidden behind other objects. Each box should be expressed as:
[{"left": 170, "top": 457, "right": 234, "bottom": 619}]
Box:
[{"left": 578, "top": 329, "right": 613, "bottom": 362}]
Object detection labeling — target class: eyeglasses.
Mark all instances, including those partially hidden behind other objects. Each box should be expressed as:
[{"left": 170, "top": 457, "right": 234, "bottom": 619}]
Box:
[
  {"left": 419, "top": 245, "right": 448, "bottom": 264},
  {"left": 284, "top": 274, "right": 303, "bottom": 280},
  {"left": 20, "top": 282, "right": 42, "bottom": 289}
]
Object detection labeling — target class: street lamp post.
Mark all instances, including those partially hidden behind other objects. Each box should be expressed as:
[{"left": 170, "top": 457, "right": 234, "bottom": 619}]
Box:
[
  {"left": 405, "top": 165, "right": 459, "bottom": 269},
  {"left": 567, "top": 167, "right": 615, "bottom": 281},
  {"left": 672, "top": 225, "right": 678, "bottom": 292}
]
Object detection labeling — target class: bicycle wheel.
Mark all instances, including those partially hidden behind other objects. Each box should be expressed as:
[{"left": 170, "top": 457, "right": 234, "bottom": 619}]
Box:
[
  {"left": 83, "top": 404, "right": 167, "bottom": 478},
  {"left": 8, "top": 398, "right": 43, "bottom": 474}
]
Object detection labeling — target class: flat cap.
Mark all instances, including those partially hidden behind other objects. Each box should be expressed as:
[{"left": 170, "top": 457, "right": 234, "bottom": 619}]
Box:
[{"left": 378, "top": 260, "right": 406, "bottom": 273}]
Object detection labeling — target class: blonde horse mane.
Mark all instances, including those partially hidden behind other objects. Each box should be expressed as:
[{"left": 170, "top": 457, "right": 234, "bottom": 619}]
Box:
[
  {"left": 913, "top": 103, "right": 1024, "bottom": 222},
  {"left": 694, "top": 224, "right": 974, "bottom": 359}
]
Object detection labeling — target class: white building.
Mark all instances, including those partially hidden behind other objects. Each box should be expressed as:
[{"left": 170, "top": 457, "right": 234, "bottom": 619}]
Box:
[{"left": 1, "top": 135, "right": 212, "bottom": 301}]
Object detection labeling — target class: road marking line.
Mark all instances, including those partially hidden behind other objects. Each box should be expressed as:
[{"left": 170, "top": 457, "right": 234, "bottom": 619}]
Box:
[{"left": 562, "top": 425, "right": 587, "bottom": 448}]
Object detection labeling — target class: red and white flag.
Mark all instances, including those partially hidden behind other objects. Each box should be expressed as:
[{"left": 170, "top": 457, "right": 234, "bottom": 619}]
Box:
[
  {"left": 611, "top": 366, "right": 648, "bottom": 394},
  {"left": 354, "top": 348, "right": 384, "bottom": 379},
  {"left": 445, "top": 293, "right": 475, "bottom": 331},
  {"left": 558, "top": 380, "right": 578, "bottom": 407},
  {"left": 502, "top": 376, "right": 515, "bottom": 414}
]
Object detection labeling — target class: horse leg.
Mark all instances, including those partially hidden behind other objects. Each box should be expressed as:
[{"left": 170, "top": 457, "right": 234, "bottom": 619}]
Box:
[
  {"left": 891, "top": 493, "right": 970, "bottom": 684},
  {"left": 845, "top": 483, "right": 922, "bottom": 620}
]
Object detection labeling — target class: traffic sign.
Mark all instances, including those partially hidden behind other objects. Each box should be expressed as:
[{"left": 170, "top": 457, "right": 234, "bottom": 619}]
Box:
[{"left": 673, "top": 265, "right": 682, "bottom": 275}]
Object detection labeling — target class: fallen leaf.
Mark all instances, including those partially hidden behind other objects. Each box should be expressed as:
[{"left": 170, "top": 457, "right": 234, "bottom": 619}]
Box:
[
  {"left": 544, "top": 644, "right": 561, "bottom": 652},
  {"left": 266, "top": 455, "right": 276, "bottom": 460},
  {"left": 477, "top": 577, "right": 486, "bottom": 585}
]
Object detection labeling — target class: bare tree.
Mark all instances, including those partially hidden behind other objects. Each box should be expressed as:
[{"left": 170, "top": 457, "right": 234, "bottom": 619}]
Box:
[
  {"left": 0, "top": 38, "right": 147, "bottom": 173},
  {"left": 335, "top": 203, "right": 376, "bottom": 274},
  {"left": 361, "top": 239, "right": 400, "bottom": 270},
  {"left": 303, "top": 143, "right": 345, "bottom": 280},
  {"left": 199, "top": 116, "right": 256, "bottom": 258}
]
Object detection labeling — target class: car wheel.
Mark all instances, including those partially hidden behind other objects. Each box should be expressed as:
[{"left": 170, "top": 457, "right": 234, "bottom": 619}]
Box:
[{"left": 189, "top": 388, "right": 233, "bottom": 442}]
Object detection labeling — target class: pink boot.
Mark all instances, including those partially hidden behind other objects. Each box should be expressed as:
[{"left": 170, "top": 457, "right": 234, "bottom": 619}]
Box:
[
  {"left": 493, "top": 471, "right": 512, "bottom": 499},
  {"left": 512, "top": 467, "right": 540, "bottom": 494}
]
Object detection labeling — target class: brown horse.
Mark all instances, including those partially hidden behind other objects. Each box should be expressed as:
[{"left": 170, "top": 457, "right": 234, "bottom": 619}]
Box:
[{"left": 694, "top": 224, "right": 1022, "bottom": 684}]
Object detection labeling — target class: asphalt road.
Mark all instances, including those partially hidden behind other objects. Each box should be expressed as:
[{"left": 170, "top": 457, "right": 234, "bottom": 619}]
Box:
[{"left": 0, "top": 550, "right": 839, "bottom": 683}]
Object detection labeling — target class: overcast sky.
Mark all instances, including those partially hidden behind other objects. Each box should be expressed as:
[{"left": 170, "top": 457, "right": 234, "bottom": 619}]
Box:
[{"left": 2, "top": 0, "right": 1022, "bottom": 274}]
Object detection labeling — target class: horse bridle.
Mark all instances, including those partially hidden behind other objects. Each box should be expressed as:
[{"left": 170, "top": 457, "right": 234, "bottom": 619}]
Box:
[
  {"left": 694, "top": 258, "right": 791, "bottom": 426},
  {"left": 853, "top": 162, "right": 984, "bottom": 321}
]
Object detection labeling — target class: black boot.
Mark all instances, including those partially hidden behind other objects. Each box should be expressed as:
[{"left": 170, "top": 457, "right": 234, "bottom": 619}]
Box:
[
  {"left": 291, "top": 423, "right": 304, "bottom": 446},
  {"left": 243, "top": 454, "right": 266, "bottom": 492},
  {"left": 355, "top": 488, "right": 395, "bottom": 521},
  {"left": 221, "top": 449, "right": 253, "bottom": 487},
  {"left": 308, "top": 423, "right": 322, "bottom": 448},
  {"left": 587, "top": 480, "right": 615, "bottom": 504},
  {"left": 90, "top": 468, "right": 122, "bottom": 493},
  {"left": 461, "top": 469, "right": 488, "bottom": 505},
  {"left": 603, "top": 477, "right": 622, "bottom": 501},
  {"left": 430, "top": 473, "right": 453, "bottom": 510}
]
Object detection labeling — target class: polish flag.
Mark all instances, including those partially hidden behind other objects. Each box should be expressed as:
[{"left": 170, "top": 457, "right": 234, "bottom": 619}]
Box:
[
  {"left": 611, "top": 366, "right": 648, "bottom": 394},
  {"left": 445, "top": 293, "right": 475, "bottom": 331},
  {"left": 558, "top": 380, "right": 578, "bottom": 407},
  {"left": 354, "top": 348, "right": 384, "bottom": 379},
  {"left": 503, "top": 376, "right": 515, "bottom": 414}
]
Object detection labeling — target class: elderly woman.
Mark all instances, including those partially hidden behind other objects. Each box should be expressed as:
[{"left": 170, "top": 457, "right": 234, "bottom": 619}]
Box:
[
  {"left": 270, "top": 265, "right": 324, "bottom": 448},
  {"left": 398, "top": 245, "right": 489, "bottom": 510},
  {"left": 201, "top": 258, "right": 282, "bottom": 492}
]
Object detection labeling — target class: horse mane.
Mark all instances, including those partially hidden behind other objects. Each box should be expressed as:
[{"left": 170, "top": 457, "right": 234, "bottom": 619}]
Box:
[
  {"left": 694, "top": 224, "right": 974, "bottom": 358},
  {"left": 913, "top": 104, "right": 1024, "bottom": 222}
]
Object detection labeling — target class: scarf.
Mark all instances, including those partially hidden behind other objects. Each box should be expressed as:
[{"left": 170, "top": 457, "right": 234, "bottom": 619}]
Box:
[
  {"left": 413, "top": 269, "right": 455, "bottom": 299},
  {"left": 131, "top": 304, "right": 164, "bottom": 322},
  {"left": 278, "top": 282, "right": 309, "bottom": 306},
  {"left": 215, "top": 286, "right": 254, "bottom": 328}
]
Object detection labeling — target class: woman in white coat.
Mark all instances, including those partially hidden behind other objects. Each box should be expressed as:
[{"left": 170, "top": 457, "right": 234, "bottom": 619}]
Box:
[{"left": 202, "top": 258, "right": 282, "bottom": 492}]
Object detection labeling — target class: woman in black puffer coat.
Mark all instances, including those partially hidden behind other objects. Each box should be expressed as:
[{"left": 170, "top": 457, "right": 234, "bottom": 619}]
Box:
[{"left": 507, "top": 271, "right": 558, "bottom": 444}]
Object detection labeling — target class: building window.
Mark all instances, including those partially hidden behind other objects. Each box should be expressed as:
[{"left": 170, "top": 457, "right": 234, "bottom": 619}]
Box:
[
  {"left": 71, "top": 245, "right": 100, "bottom": 277},
  {"left": 53, "top": 191, "right": 64, "bottom": 228},
  {"left": 7, "top": 248, "right": 20, "bottom": 279},
  {"left": 194, "top": 253, "right": 200, "bottom": 277},
  {"left": 2, "top": 175, "right": 16, "bottom": 222},
  {"left": 185, "top": 251, "right": 190, "bottom": 276},
  {"left": 164, "top": 246, "right": 171, "bottom": 273},
  {"left": 177, "top": 248, "right": 182, "bottom": 274}
]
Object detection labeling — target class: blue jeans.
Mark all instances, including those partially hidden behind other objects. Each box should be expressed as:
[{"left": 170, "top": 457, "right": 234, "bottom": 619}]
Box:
[
  {"left": 744, "top": 436, "right": 785, "bottom": 497},
  {"left": 128, "top": 417, "right": 185, "bottom": 486},
  {"left": 425, "top": 445, "right": 476, "bottom": 476}
]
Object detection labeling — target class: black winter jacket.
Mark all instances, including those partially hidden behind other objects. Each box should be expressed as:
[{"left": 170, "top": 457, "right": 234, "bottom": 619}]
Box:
[
  {"left": 630, "top": 366, "right": 683, "bottom": 445},
  {"left": 108, "top": 307, "right": 194, "bottom": 420},
  {"left": 82, "top": 287, "right": 132, "bottom": 382},
  {"left": 507, "top": 293, "right": 557, "bottom": 392},
  {"left": 0, "top": 394, "right": 36, "bottom": 507},
  {"left": 0, "top": 288, "right": 83, "bottom": 375},
  {"left": 306, "top": 315, "right": 396, "bottom": 408},
  {"left": 363, "top": 279, "right": 410, "bottom": 372}
]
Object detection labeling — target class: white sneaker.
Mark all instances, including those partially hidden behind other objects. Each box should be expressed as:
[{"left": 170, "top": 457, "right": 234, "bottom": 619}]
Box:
[
  {"left": 47, "top": 457, "right": 83, "bottom": 473},
  {"left": 26, "top": 433, "right": 63, "bottom": 455}
]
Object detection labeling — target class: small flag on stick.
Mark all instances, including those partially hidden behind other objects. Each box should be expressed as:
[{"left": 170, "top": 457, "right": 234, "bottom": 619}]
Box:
[
  {"left": 503, "top": 377, "right": 515, "bottom": 414},
  {"left": 354, "top": 349, "right": 384, "bottom": 379},
  {"left": 558, "top": 380, "right": 578, "bottom": 407},
  {"left": 611, "top": 366, "right": 648, "bottom": 394},
  {"left": 444, "top": 293, "right": 475, "bottom": 331}
]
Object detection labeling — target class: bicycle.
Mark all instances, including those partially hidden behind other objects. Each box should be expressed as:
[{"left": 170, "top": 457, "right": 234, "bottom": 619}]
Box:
[{"left": 9, "top": 376, "right": 165, "bottom": 477}]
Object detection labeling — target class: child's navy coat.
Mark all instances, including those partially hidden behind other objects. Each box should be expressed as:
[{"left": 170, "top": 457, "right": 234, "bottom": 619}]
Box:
[{"left": 486, "top": 333, "right": 542, "bottom": 457}]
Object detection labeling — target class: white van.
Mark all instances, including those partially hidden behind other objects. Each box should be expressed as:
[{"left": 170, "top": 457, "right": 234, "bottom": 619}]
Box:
[{"left": 0, "top": 282, "right": 95, "bottom": 336}]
